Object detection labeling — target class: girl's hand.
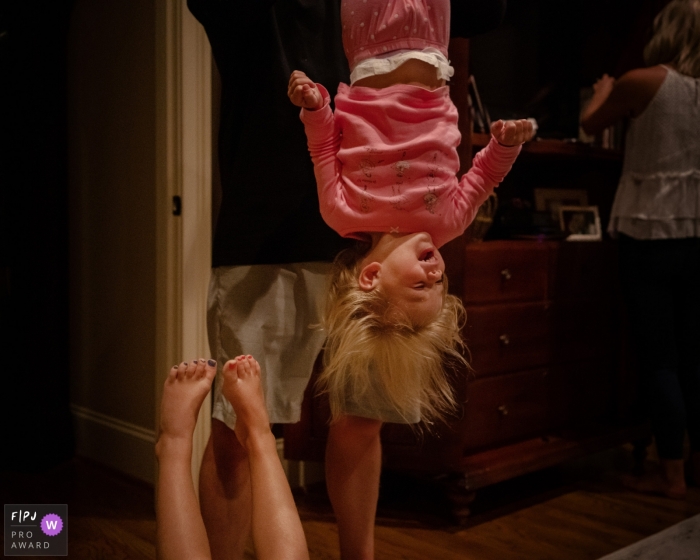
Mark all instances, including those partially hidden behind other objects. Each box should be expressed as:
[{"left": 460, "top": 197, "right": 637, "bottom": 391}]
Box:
[
  {"left": 288, "top": 70, "right": 323, "bottom": 110},
  {"left": 490, "top": 119, "right": 534, "bottom": 146}
]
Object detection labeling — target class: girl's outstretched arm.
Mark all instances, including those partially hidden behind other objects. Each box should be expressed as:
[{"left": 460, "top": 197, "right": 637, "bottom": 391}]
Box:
[
  {"left": 289, "top": 71, "right": 346, "bottom": 230},
  {"left": 454, "top": 119, "right": 532, "bottom": 230}
]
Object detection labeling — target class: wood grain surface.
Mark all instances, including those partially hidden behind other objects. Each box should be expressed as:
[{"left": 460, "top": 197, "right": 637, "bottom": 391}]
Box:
[{"left": 3, "top": 452, "right": 696, "bottom": 559}]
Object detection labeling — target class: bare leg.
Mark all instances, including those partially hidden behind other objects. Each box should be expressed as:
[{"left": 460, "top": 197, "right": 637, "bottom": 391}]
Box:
[
  {"left": 222, "top": 356, "right": 309, "bottom": 560},
  {"left": 156, "top": 358, "right": 218, "bottom": 560},
  {"left": 199, "top": 419, "right": 252, "bottom": 560},
  {"left": 325, "top": 415, "right": 383, "bottom": 560}
]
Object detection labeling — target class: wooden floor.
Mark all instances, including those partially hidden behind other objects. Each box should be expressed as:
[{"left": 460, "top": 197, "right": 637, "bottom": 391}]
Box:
[{"left": 2, "top": 448, "right": 699, "bottom": 559}]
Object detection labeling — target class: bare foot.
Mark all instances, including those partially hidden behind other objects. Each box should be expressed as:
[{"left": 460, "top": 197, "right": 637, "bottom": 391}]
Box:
[
  {"left": 621, "top": 472, "right": 687, "bottom": 500},
  {"left": 157, "top": 358, "right": 217, "bottom": 450},
  {"left": 221, "top": 355, "right": 272, "bottom": 451}
]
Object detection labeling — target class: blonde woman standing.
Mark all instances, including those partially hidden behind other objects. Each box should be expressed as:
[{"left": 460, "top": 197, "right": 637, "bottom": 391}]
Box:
[{"left": 582, "top": 0, "right": 700, "bottom": 499}]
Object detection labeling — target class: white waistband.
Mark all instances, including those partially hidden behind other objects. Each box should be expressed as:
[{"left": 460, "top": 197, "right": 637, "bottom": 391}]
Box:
[{"left": 350, "top": 47, "right": 454, "bottom": 85}]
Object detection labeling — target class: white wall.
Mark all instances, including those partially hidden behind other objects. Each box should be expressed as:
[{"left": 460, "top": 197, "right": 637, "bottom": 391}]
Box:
[{"left": 68, "top": 0, "right": 158, "bottom": 483}]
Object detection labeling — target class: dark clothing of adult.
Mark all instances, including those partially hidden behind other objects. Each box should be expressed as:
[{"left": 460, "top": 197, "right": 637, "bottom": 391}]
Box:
[
  {"left": 619, "top": 234, "right": 700, "bottom": 459},
  {"left": 187, "top": 0, "right": 507, "bottom": 267}
]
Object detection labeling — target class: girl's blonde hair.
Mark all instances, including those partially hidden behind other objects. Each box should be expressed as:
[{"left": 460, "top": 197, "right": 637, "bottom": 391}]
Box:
[
  {"left": 644, "top": 0, "right": 700, "bottom": 77},
  {"left": 318, "top": 244, "right": 469, "bottom": 426}
]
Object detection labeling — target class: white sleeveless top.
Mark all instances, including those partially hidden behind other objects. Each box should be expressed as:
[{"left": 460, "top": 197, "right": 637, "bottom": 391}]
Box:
[{"left": 609, "top": 66, "right": 700, "bottom": 239}]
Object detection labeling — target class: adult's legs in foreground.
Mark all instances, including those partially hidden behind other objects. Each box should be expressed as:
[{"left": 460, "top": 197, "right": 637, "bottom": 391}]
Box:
[
  {"left": 200, "top": 262, "right": 331, "bottom": 559},
  {"left": 199, "top": 419, "right": 252, "bottom": 560},
  {"left": 325, "top": 415, "right": 383, "bottom": 560},
  {"left": 156, "top": 359, "right": 217, "bottom": 560},
  {"left": 157, "top": 356, "right": 308, "bottom": 560},
  {"left": 222, "top": 356, "right": 309, "bottom": 560}
]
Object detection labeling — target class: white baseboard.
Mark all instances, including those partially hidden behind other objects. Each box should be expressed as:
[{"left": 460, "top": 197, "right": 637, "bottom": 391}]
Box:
[{"left": 71, "top": 404, "right": 156, "bottom": 484}]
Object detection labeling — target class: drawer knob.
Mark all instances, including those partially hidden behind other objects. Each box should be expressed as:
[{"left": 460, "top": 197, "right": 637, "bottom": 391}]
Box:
[
  {"left": 499, "top": 334, "right": 510, "bottom": 346},
  {"left": 498, "top": 405, "right": 509, "bottom": 416},
  {"left": 500, "top": 268, "right": 512, "bottom": 281}
]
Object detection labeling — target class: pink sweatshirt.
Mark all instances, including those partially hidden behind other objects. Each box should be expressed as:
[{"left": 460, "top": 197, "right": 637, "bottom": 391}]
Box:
[{"left": 300, "top": 83, "right": 521, "bottom": 248}]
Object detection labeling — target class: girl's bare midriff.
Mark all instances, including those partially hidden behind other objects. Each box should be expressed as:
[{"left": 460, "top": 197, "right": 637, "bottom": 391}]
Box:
[{"left": 353, "top": 58, "right": 445, "bottom": 90}]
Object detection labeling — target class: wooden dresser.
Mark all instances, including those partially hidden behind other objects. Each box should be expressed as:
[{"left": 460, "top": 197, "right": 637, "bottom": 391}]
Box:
[
  {"left": 460, "top": 240, "right": 619, "bottom": 453},
  {"left": 284, "top": 239, "right": 647, "bottom": 507}
]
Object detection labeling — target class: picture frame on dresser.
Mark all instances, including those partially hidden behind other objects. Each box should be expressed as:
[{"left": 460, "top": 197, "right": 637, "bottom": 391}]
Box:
[{"left": 559, "top": 205, "right": 602, "bottom": 241}]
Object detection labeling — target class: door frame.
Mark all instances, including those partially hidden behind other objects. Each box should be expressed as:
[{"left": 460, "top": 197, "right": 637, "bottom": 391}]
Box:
[{"left": 155, "top": 0, "right": 212, "bottom": 488}]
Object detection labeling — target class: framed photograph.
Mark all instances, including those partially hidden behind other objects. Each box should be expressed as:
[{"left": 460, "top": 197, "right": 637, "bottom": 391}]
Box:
[
  {"left": 559, "top": 205, "right": 602, "bottom": 241},
  {"left": 534, "top": 188, "right": 588, "bottom": 223}
]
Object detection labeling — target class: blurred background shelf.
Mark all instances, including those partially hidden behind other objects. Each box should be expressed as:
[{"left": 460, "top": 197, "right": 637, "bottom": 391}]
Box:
[{"left": 472, "top": 132, "right": 623, "bottom": 161}]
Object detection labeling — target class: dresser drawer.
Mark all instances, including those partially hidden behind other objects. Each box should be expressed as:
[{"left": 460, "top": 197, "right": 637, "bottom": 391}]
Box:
[
  {"left": 464, "top": 303, "right": 551, "bottom": 376},
  {"left": 461, "top": 368, "right": 551, "bottom": 451},
  {"left": 460, "top": 360, "right": 616, "bottom": 453},
  {"left": 463, "top": 242, "right": 549, "bottom": 304}
]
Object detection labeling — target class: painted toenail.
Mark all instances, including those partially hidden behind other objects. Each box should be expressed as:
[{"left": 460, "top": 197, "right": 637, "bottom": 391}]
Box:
[
  {"left": 184, "top": 362, "right": 188, "bottom": 366},
  {"left": 208, "top": 359, "right": 216, "bottom": 367}
]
